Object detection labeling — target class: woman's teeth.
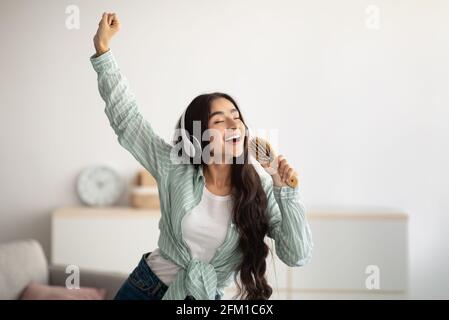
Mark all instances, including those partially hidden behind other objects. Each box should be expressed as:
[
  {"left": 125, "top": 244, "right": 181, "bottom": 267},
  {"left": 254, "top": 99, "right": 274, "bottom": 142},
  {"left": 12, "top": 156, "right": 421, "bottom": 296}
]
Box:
[{"left": 225, "top": 134, "right": 241, "bottom": 142}]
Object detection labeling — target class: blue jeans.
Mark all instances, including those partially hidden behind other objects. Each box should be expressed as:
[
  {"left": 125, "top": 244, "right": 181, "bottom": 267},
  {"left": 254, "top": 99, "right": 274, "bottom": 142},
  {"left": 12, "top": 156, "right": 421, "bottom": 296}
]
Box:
[{"left": 114, "top": 252, "right": 222, "bottom": 300}]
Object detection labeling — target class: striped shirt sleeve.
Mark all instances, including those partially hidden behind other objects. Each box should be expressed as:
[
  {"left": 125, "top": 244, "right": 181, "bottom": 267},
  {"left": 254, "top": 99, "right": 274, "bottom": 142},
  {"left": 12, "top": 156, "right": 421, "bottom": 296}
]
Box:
[
  {"left": 90, "top": 50, "right": 172, "bottom": 181},
  {"left": 262, "top": 176, "right": 314, "bottom": 267}
]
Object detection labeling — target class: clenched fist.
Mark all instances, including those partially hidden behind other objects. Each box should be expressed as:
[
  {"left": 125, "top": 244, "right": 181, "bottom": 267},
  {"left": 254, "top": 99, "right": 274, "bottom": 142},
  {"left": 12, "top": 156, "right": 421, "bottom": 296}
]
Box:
[
  {"left": 261, "top": 155, "right": 299, "bottom": 188},
  {"left": 93, "top": 12, "right": 120, "bottom": 57}
]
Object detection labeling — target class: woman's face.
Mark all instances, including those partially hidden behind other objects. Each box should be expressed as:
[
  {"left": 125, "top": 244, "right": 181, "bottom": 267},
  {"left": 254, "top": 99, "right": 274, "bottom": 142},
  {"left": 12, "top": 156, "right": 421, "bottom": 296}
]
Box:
[{"left": 206, "top": 97, "right": 246, "bottom": 163}]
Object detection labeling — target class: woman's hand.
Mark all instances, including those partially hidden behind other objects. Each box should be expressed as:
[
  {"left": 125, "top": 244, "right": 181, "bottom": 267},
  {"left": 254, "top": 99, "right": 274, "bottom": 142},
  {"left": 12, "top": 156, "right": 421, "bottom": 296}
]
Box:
[
  {"left": 261, "top": 155, "right": 298, "bottom": 188},
  {"left": 93, "top": 12, "right": 121, "bottom": 57}
]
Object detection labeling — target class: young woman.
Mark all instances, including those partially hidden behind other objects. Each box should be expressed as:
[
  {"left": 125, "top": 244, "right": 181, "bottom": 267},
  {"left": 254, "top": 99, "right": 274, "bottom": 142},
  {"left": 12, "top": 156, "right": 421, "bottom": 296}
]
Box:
[{"left": 91, "top": 12, "right": 313, "bottom": 300}]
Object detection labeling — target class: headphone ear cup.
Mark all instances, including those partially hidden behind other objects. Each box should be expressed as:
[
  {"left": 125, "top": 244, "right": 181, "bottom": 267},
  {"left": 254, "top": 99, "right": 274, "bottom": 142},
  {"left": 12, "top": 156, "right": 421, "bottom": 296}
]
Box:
[
  {"left": 182, "top": 135, "right": 196, "bottom": 158},
  {"left": 190, "top": 135, "right": 202, "bottom": 158},
  {"left": 179, "top": 107, "right": 202, "bottom": 159},
  {"left": 181, "top": 132, "right": 201, "bottom": 158}
]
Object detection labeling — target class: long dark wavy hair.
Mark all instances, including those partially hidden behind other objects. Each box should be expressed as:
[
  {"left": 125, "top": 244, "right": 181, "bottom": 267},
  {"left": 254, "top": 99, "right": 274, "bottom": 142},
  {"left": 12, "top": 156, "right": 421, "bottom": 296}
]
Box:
[{"left": 173, "top": 92, "right": 273, "bottom": 300}]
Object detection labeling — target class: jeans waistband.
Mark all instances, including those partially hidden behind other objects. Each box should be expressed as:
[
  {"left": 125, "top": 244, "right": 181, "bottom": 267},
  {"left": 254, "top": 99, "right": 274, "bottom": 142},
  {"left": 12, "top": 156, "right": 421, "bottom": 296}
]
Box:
[{"left": 138, "top": 252, "right": 169, "bottom": 298}]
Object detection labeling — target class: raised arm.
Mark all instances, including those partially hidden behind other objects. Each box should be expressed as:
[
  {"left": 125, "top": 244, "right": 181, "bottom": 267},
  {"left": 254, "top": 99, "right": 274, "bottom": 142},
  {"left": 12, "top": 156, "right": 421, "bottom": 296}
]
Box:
[
  {"left": 263, "top": 176, "right": 313, "bottom": 267},
  {"left": 90, "top": 13, "right": 172, "bottom": 181},
  {"left": 260, "top": 156, "right": 314, "bottom": 267}
]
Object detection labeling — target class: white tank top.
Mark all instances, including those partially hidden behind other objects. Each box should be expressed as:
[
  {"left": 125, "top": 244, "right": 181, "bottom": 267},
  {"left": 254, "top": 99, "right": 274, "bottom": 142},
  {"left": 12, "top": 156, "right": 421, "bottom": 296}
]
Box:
[{"left": 146, "top": 185, "right": 233, "bottom": 286}]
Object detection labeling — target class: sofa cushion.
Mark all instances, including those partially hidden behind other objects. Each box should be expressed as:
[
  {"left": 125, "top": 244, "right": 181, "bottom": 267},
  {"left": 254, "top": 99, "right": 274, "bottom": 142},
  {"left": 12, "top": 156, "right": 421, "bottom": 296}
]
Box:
[
  {"left": 0, "top": 239, "right": 49, "bottom": 299},
  {"left": 19, "top": 282, "right": 106, "bottom": 300}
]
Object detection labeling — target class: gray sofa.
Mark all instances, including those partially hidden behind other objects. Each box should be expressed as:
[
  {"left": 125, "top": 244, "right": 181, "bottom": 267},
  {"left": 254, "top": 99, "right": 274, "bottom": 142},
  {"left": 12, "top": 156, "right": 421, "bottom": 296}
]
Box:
[{"left": 0, "top": 239, "right": 127, "bottom": 300}]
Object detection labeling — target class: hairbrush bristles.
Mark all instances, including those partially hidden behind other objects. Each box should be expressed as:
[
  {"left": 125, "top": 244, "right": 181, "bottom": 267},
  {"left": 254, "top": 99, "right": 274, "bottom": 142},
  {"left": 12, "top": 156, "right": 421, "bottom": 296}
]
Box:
[{"left": 248, "top": 137, "right": 275, "bottom": 165}]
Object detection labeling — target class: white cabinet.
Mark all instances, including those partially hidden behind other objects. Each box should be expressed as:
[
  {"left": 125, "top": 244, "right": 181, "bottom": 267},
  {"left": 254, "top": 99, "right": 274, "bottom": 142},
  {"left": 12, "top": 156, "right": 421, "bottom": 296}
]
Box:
[
  {"left": 292, "top": 212, "right": 408, "bottom": 297},
  {"left": 51, "top": 207, "right": 161, "bottom": 274},
  {"left": 52, "top": 207, "right": 408, "bottom": 299},
  {"left": 223, "top": 209, "right": 408, "bottom": 300}
]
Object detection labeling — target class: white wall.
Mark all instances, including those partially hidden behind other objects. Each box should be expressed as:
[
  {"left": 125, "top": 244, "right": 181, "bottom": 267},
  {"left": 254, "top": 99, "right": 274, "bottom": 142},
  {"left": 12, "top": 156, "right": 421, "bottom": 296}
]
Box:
[{"left": 0, "top": 0, "right": 448, "bottom": 298}]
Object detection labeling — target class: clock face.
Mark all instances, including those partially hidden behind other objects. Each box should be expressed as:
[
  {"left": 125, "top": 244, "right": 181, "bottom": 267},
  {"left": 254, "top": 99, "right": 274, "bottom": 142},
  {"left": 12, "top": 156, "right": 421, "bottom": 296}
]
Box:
[{"left": 77, "top": 165, "right": 124, "bottom": 206}]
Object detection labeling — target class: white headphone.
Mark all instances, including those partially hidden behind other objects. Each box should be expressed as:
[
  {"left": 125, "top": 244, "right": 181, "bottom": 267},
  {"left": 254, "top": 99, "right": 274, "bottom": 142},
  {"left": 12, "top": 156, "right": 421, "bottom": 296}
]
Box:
[{"left": 180, "top": 108, "right": 202, "bottom": 158}]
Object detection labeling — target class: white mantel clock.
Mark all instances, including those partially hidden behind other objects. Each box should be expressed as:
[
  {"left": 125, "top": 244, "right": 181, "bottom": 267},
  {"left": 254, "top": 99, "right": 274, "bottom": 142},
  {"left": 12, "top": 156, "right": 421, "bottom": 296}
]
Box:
[{"left": 76, "top": 165, "right": 124, "bottom": 206}]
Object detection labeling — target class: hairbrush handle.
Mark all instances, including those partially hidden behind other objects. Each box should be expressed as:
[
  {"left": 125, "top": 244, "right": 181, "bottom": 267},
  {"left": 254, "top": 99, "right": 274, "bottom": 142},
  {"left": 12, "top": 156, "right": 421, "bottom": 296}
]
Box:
[{"left": 287, "top": 174, "right": 299, "bottom": 189}]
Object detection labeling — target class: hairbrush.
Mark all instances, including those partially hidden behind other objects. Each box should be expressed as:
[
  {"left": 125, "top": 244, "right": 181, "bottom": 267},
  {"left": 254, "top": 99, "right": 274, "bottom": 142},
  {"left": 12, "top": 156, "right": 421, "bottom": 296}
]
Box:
[{"left": 248, "top": 136, "right": 298, "bottom": 188}]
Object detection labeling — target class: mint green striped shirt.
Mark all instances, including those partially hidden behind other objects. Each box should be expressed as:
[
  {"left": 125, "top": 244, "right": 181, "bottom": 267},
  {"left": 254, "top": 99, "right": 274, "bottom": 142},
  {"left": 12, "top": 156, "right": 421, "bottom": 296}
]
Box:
[{"left": 90, "top": 50, "right": 313, "bottom": 300}]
